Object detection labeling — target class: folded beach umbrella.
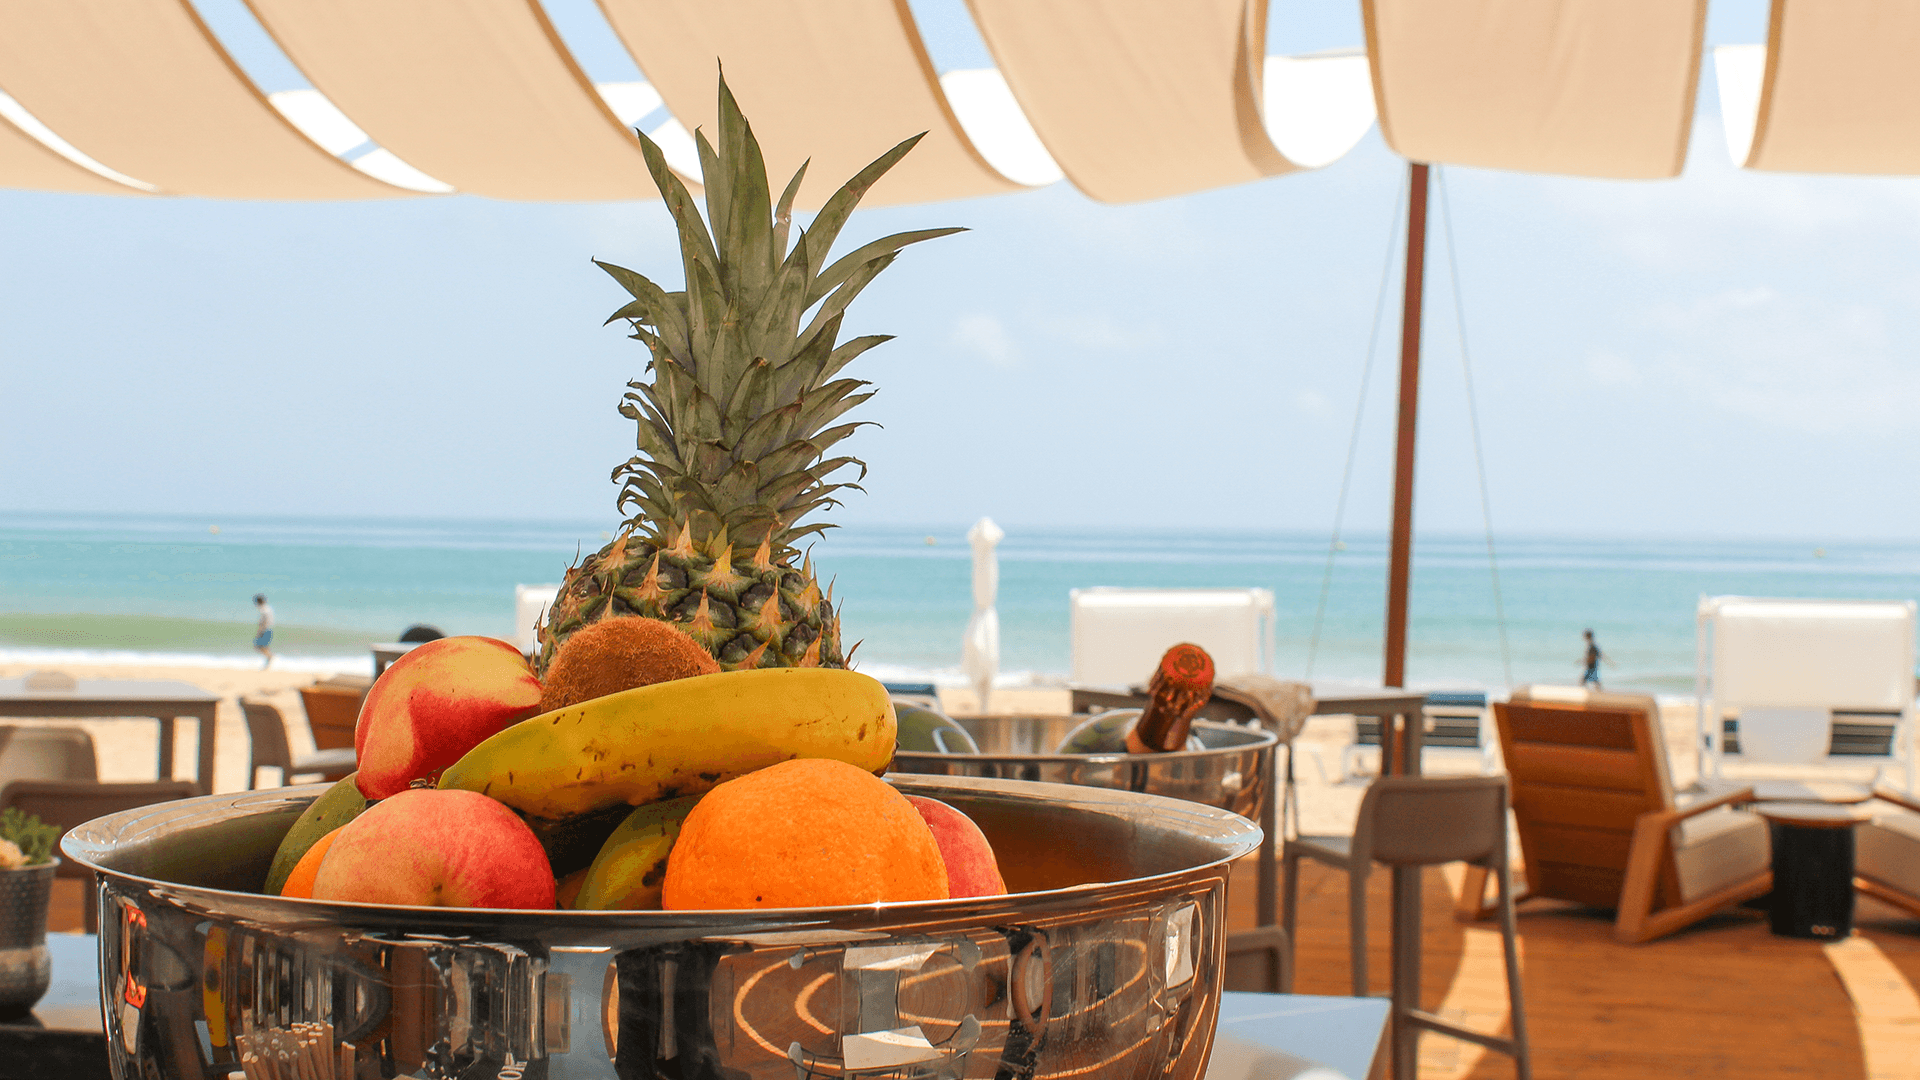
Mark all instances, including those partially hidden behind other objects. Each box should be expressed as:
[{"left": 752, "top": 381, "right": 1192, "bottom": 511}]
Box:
[{"left": 962, "top": 518, "right": 1005, "bottom": 715}]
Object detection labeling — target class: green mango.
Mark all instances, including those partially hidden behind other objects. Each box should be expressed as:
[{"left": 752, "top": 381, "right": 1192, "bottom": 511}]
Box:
[
  {"left": 263, "top": 774, "right": 367, "bottom": 895},
  {"left": 572, "top": 796, "right": 701, "bottom": 910},
  {"left": 894, "top": 703, "right": 980, "bottom": 754}
]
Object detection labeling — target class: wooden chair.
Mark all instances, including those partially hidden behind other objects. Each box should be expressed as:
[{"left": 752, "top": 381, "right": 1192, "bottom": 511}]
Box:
[
  {"left": 0, "top": 726, "right": 98, "bottom": 782},
  {"left": 1461, "top": 685, "right": 1772, "bottom": 944},
  {"left": 1222, "top": 926, "right": 1293, "bottom": 994},
  {"left": 1855, "top": 788, "right": 1920, "bottom": 918},
  {"left": 0, "top": 779, "right": 199, "bottom": 932},
  {"left": 240, "top": 699, "right": 356, "bottom": 789},
  {"left": 297, "top": 677, "right": 368, "bottom": 752}
]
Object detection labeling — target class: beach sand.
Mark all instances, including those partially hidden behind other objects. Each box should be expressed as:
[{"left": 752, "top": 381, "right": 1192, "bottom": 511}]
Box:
[{"left": 3, "top": 660, "right": 1887, "bottom": 839}]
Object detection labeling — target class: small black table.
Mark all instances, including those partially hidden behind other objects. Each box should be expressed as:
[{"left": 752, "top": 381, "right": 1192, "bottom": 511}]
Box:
[
  {"left": 0, "top": 933, "right": 107, "bottom": 1080},
  {"left": 1755, "top": 800, "right": 1873, "bottom": 939}
]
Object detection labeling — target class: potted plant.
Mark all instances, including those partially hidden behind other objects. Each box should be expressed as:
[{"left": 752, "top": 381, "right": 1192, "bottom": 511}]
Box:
[{"left": 0, "top": 807, "right": 59, "bottom": 1014}]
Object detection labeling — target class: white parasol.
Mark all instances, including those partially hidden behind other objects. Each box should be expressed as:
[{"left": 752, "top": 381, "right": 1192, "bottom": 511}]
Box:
[{"left": 961, "top": 517, "right": 1005, "bottom": 715}]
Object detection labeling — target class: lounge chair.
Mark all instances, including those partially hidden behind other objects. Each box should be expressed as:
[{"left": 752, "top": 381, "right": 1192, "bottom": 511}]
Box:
[
  {"left": 1462, "top": 685, "right": 1772, "bottom": 943},
  {"left": 297, "top": 677, "right": 368, "bottom": 751},
  {"left": 1067, "top": 586, "right": 1274, "bottom": 689},
  {"left": 1855, "top": 788, "right": 1920, "bottom": 918}
]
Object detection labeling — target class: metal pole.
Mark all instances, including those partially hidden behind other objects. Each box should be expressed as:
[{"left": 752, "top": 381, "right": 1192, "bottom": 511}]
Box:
[{"left": 1384, "top": 162, "right": 1430, "bottom": 691}]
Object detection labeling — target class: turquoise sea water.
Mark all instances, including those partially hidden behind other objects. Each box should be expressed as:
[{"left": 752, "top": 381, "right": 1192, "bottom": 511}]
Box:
[{"left": 2, "top": 512, "right": 1916, "bottom": 694}]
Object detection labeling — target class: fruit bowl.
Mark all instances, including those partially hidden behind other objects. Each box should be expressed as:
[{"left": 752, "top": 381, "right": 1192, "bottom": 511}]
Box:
[{"left": 64, "top": 773, "right": 1258, "bottom": 1080}]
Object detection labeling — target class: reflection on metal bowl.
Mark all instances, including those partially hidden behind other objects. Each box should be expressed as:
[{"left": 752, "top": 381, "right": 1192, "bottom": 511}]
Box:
[
  {"left": 890, "top": 719, "right": 1277, "bottom": 823},
  {"left": 63, "top": 773, "right": 1258, "bottom": 1080}
]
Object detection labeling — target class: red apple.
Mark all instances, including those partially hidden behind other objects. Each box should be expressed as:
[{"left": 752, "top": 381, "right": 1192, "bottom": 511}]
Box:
[
  {"left": 310, "top": 788, "right": 555, "bottom": 909},
  {"left": 906, "top": 795, "right": 1007, "bottom": 897},
  {"left": 355, "top": 636, "right": 542, "bottom": 799}
]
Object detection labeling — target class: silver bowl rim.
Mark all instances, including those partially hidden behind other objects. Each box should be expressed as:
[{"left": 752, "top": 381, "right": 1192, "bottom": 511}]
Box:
[
  {"left": 894, "top": 717, "right": 1278, "bottom": 764},
  {"left": 61, "top": 772, "right": 1261, "bottom": 921}
]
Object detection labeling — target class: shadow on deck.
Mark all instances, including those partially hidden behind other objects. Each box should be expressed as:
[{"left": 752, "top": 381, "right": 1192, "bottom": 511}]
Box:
[{"left": 1227, "top": 854, "right": 1920, "bottom": 1078}]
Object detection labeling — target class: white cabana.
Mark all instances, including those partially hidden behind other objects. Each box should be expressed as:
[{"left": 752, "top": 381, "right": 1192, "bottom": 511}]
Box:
[
  {"left": 1696, "top": 596, "right": 1919, "bottom": 791},
  {"left": 1069, "top": 586, "right": 1274, "bottom": 690}
]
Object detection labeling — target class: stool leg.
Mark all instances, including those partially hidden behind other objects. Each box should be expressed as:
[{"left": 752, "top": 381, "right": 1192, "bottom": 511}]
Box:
[
  {"left": 1349, "top": 866, "right": 1370, "bottom": 997},
  {"left": 1496, "top": 856, "right": 1532, "bottom": 1080},
  {"left": 1281, "top": 846, "right": 1301, "bottom": 944}
]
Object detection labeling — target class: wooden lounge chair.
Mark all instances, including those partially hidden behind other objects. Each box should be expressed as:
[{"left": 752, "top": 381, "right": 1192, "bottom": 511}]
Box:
[
  {"left": 1460, "top": 685, "right": 1772, "bottom": 943},
  {"left": 1855, "top": 788, "right": 1920, "bottom": 918},
  {"left": 297, "top": 677, "right": 368, "bottom": 751}
]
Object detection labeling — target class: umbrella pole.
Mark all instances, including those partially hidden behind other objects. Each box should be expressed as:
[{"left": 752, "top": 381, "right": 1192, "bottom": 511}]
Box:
[{"left": 1384, "top": 161, "right": 1430, "bottom": 692}]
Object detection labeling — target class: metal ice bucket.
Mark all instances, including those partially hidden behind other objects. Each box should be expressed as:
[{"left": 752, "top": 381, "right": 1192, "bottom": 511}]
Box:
[
  {"left": 890, "top": 719, "right": 1277, "bottom": 823},
  {"left": 64, "top": 773, "right": 1258, "bottom": 1080}
]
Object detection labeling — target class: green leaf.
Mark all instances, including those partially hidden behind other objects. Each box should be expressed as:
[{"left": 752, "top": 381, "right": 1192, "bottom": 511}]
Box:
[
  {"left": 803, "top": 133, "right": 926, "bottom": 280},
  {"left": 796, "top": 254, "right": 895, "bottom": 358},
  {"left": 631, "top": 125, "right": 720, "bottom": 312},
  {"left": 806, "top": 228, "right": 964, "bottom": 307},
  {"left": 715, "top": 73, "right": 775, "bottom": 306},
  {"left": 772, "top": 160, "right": 808, "bottom": 261}
]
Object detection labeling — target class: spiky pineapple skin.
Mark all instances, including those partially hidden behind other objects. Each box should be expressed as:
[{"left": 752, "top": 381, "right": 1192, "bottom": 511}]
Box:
[{"left": 536, "top": 533, "right": 842, "bottom": 675}]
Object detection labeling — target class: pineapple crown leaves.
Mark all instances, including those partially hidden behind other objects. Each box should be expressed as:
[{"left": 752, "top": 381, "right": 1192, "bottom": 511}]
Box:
[{"left": 598, "top": 71, "right": 962, "bottom": 562}]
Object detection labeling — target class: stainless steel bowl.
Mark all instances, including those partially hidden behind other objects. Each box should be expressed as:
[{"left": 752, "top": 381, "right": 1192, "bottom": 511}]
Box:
[
  {"left": 64, "top": 773, "right": 1258, "bottom": 1080},
  {"left": 891, "top": 719, "right": 1277, "bottom": 823}
]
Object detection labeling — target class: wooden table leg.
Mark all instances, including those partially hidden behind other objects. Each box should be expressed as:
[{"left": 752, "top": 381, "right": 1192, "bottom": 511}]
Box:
[
  {"left": 156, "top": 717, "right": 175, "bottom": 782},
  {"left": 194, "top": 706, "right": 217, "bottom": 796}
]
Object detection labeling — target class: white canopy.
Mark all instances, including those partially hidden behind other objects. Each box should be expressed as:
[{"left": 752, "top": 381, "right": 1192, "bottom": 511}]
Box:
[{"left": 1, "top": 1, "right": 1916, "bottom": 202}]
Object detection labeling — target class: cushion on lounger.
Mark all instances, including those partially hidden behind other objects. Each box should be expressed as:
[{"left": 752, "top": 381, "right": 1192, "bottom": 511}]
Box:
[
  {"left": 1672, "top": 808, "right": 1771, "bottom": 904},
  {"left": 1857, "top": 809, "right": 1920, "bottom": 899}
]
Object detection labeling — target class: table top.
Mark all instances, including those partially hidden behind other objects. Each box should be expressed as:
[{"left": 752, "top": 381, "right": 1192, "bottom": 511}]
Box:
[
  {"left": 0, "top": 945, "right": 1385, "bottom": 1080},
  {"left": 1208, "top": 990, "right": 1390, "bottom": 1080},
  {"left": 1754, "top": 800, "right": 1876, "bottom": 827},
  {"left": 0, "top": 677, "right": 218, "bottom": 706},
  {"left": 1310, "top": 691, "right": 1428, "bottom": 717}
]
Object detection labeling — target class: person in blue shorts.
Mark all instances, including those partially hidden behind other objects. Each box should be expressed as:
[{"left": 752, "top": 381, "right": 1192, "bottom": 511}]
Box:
[
  {"left": 1581, "top": 629, "right": 1605, "bottom": 689},
  {"left": 254, "top": 594, "right": 275, "bottom": 670}
]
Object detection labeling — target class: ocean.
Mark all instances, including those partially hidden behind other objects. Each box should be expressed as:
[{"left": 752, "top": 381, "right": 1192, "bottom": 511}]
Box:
[{"left": 2, "top": 512, "right": 1917, "bottom": 695}]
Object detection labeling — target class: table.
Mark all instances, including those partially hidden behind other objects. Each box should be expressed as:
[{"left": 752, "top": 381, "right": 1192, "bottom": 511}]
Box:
[
  {"left": 0, "top": 934, "right": 108, "bottom": 1080},
  {"left": 0, "top": 944, "right": 1387, "bottom": 1080},
  {"left": 0, "top": 679, "right": 220, "bottom": 795},
  {"left": 1209, "top": 990, "right": 1391, "bottom": 1080},
  {"left": 1755, "top": 800, "right": 1874, "bottom": 939}
]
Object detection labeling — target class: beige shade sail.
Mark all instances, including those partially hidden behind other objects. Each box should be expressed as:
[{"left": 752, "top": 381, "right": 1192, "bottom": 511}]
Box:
[
  {"left": 964, "top": 0, "right": 1299, "bottom": 204},
  {"left": 0, "top": 0, "right": 409, "bottom": 199},
  {"left": 0, "top": 106, "right": 149, "bottom": 197},
  {"left": 1721, "top": 3, "right": 1920, "bottom": 174},
  {"left": 598, "top": 0, "right": 1028, "bottom": 209},
  {"left": 1363, "top": 0, "right": 1706, "bottom": 179},
  {"left": 244, "top": 0, "right": 669, "bottom": 201}
]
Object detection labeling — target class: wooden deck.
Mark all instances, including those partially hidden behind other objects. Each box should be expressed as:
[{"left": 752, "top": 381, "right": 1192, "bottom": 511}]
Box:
[{"left": 1226, "top": 855, "right": 1920, "bottom": 1078}]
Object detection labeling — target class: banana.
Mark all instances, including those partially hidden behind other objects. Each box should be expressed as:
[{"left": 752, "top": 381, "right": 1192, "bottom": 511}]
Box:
[
  {"left": 571, "top": 796, "right": 700, "bottom": 910},
  {"left": 438, "top": 667, "right": 896, "bottom": 820}
]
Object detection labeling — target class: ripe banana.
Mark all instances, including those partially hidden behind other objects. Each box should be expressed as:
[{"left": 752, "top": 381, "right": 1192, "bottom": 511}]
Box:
[
  {"left": 571, "top": 795, "right": 700, "bottom": 910},
  {"left": 438, "top": 667, "right": 896, "bottom": 820}
]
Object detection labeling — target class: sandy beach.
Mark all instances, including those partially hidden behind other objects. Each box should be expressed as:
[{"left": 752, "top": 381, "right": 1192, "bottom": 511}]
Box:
[{"left": 8, "top": 658, "right": 1869, "bottom": 840}]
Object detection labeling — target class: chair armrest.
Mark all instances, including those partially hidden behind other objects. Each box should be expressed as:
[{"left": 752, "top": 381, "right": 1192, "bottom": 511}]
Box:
[
  {"left": 1614, "top": 786, "right": 1757, "bottom": 944},
  {"left": 1870, "top": 787, "right": 1920, "bottom": 816},
  {"left": 1666, "top": 786, "right": 1758, "bottom": 822}
]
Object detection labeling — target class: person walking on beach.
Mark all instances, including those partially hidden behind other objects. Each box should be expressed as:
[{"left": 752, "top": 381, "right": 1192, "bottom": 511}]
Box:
[
  {"left": 1581, "top": 629, "right": 1606, "bottom": 689},
  {"left": 254, "top": 594, "right": 275, "bottom": 670}
]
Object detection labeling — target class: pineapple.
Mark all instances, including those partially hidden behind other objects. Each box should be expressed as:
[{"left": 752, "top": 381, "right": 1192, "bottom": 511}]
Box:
[{"left": 537, "top": 76, "right": 959, "bottom": 673}]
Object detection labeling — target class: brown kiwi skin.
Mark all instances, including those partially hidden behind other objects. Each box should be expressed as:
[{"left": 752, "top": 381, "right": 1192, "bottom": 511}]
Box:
[{"left": 538, "top": 616, "right": 721, "bottom": 714}]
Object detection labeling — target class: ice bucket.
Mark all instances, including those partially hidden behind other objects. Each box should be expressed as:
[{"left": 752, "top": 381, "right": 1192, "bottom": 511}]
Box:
[
  {"left": 890, "top": 719, "right": 1276, "bottom": 822},
  {"left": 63, "top": 773, "right": 1258, "bottom": 1080}
]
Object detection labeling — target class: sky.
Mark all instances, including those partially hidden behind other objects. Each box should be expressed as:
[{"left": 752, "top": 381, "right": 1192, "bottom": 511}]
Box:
[{"left": 3, "top": 0, "right": 1917, "bottom": 542}]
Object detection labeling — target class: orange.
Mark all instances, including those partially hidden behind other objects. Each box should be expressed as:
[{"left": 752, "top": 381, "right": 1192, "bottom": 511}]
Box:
[
  {"left": 662, "top": 758, "right": 948, "bottom": 909},
  {"left": 279, "top": 825, "right": 342, "bottom": 898}
]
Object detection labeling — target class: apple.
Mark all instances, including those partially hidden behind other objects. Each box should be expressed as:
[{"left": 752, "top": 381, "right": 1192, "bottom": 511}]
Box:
[
  {"left": 310, "top": 788, "right": 555, "bottom": 909},
  {"left": 906, "top": 795, "right": 1007, "bottom": 897},
  {"left": 355, "top": 636, "right": 543, "bottom": 799}
]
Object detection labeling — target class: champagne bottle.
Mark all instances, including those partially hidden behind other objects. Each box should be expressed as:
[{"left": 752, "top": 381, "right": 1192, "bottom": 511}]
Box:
[
  {"left": 1052, "top": 643, "right": 1215, "bottom": 754},
  {"left": 1125, "top": 643, "right": 1216, "bottom": 753}
]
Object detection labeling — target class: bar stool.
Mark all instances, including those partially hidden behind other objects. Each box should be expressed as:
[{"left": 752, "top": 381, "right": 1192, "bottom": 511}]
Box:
[{"left": 1280, "top": 774, "right": 1530, "bottom": 1080}]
